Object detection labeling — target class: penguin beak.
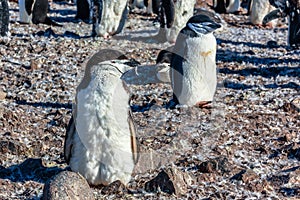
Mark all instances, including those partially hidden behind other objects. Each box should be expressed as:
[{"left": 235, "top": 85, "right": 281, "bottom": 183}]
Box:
[
  {"left": 162, "top": 0, "right": 175, "bottom": 28},
  {"left": 263, "top": 9, "right": 287, "bottom": 25}
]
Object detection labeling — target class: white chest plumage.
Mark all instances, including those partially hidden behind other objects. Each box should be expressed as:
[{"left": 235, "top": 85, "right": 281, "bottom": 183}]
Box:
[
  {"left": 175, "top": 33, "right": 217, "bottom": 106},
  {"left": 68, "top": 63, "right": 135, "bottom": 186}
]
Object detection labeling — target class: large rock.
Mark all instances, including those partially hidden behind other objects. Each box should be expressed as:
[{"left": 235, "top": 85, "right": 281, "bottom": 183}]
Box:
[
  {"left": 145, "top": 165, "right": 194, "bottom": 195},
  {"left": 43, "top": 171, "right": 94, "bottom": 200}
]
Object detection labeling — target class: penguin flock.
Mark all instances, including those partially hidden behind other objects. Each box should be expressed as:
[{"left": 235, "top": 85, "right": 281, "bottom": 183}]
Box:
[{"left": 1, "top": 0, "right": 299, "bottom": 188}]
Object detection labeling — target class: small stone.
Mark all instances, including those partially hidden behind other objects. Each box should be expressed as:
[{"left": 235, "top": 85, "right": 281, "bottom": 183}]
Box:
[
  {"left": 242, "top": 169, "right": 259, "bottom": 184},
  {"left": 0, "top": 91, "right": 6, "bottom": 100},
  {"left": 145, "top": 165, "right": 193, "bottom": 195},
  {"left": 288, "top": 168, "right": 300, "bottom": 185},
  {"left": 43, "top": 171, "right": 94, "bottom": 200}
]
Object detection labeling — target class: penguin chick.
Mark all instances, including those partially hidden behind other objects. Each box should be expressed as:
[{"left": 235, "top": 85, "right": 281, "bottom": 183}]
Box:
[
  {"left": 170, "top": 14, "right": 221, "bottom": 107},
  {"left": 0, "top": 0, "right": 9, "bottom": 36},
  {"left": 263, "top": 0, "right": 300, "bottom": 48},
  {"left": 19, "top": 0, "right": 61, "bottom": 26},
  {"left": 92, "top": 0, "right": 128, "bottom": 38},
  {"left": 213, "top": 0, "right": 240, "bottom": 13},
  {"left": 65, "top": 49, "right": 139, "bottom": 186}
]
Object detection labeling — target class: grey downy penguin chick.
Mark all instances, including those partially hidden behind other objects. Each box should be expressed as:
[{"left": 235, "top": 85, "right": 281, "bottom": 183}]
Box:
[
  {"left": 64, "top": 49, "right": 139, "bottom": 186},
  {"left": 263, "top": 0, "right": 300, "bottom": 48},
  {"left": 0, "top": 0, "right": 9, "bottom": 36},
  {"left": 170, "top": 14, "right": 221, "bottom": 107},
  {"left": 156, "top": 0, "right": 196, "bottom": 43},
  {"left": 92, "top": 0, "right": 128, "bottom": 38},
  {"left": 213, "top": 0, "right": 240, "bottom": 13},
  {"left": 18, "top": 0, "right": 61, "bottom": 26}
]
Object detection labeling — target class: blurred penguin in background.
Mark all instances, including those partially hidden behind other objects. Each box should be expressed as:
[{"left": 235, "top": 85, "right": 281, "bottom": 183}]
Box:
[
  {"left": 213, "top": 0, "right": 240, "bottom": 13},
  {"left": 249, "top": 0, "right": 277, "bottom": 26},
  {"left": 18, "top": 0, "right": 61, "bottom": 26},
  {"left": 170, "top": 14, "right": 221, "bottom": 107},
  {"left": 92, "top": 0, "right": 128, "bottom": 37},
  {"left": 0, "top": 0, "right": 9, "bottom": 36},
  {"left": 75, "top": 0, "right": 92, "bottom": 23},
  {"left": 129, "top": 0, "right": 160, "bottom": 15},
  {"left": 65, "top": 49, "right": 139, "bottom": 186},
  {"left": 156, "top": 0, "right": 196, "bottom": 43},
  {"left": 263, "top": 0, "right": 300, "bottom": 48}
]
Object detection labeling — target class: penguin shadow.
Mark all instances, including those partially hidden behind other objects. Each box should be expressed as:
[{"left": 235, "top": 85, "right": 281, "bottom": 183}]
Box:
[
  {"left": 217, "top": 49, "right": 300, "bottom": 65},
  {"left": 217, "top": 38, "right": 287, "bottom": 49},
  {"left": 15, "top": 99, "right": 72, "bottom": 109},
  {"left": 0, "top": 158, "right": 64, "bottom": 184}
]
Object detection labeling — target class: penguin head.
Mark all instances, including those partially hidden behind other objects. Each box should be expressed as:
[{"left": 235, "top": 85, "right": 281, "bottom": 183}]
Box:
[{"left": 186, "top": 14, "right": 222, "bottom": 35}]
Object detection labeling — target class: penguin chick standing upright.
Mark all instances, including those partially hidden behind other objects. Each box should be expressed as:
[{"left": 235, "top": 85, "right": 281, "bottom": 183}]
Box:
[
  {"left": 170, "top": 14, "right": 221, "bottom": 107},
  {"left": 64, "top": 49, "right": 139, "bottom": 186}
]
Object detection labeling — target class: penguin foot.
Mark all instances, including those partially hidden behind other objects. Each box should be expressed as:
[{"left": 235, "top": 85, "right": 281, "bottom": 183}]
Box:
[{"left": 195, "top": 101, "right": 212, "bottom": 109}]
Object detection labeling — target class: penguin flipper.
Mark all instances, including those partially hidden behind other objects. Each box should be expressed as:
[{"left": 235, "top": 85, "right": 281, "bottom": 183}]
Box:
[
  {"left": 263, "top": 9, "right": 286, "bottom": 25},
  {"left": 128, "top": 109, "right": 139, "bottom": 164},
  {"left": 64, "top": 115, "right": 76, "bottom": 164}
]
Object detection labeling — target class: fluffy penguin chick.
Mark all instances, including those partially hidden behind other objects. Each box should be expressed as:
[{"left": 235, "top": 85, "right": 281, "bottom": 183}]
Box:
[
  {"left": 65, "top": 53, "right": 138, "bottom": 186},
  {"left": 171, "top": 14, "right": 221, "bottom": 106}
]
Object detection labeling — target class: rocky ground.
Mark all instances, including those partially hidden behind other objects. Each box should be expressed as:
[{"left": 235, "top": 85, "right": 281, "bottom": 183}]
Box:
[{"left": 0, "top": 0, "right": 299, "bottom": 199}]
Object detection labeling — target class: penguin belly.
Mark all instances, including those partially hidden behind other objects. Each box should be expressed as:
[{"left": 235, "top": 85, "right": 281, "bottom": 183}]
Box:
[
  {"left": 177, "top": 34, "right": 217, "bottom": 106},
  {"left": 250, "top": 0, "right": 276, "bottom": 25},
  {"left": 69, "top": 66, "right": 135, "bottom": 185},
  {"left": 165, "top": 0, "right": 196, "bottom": 43}
]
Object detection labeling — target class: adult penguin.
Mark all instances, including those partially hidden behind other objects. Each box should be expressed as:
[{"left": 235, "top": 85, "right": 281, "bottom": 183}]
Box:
[
  {"left": 213, "top": 0, "right": 240, "bottom": 13},
  {"left": 92, "top": 0, "right": 128, "bottom": 37},
  {"left": 18, "top": 0, "right": 61, "bottom": 26},
  {"left": 156, "top": 0, "right": 196, "bottom": 43},
  {"left": 64, "top": 49, "right": 139, "bottom": 186},
  {"left": 170, "top": 14, "right": 221, "bottom": 107},
  {"left": 263, "top": 0, "right": 300, "bottom": 48}
]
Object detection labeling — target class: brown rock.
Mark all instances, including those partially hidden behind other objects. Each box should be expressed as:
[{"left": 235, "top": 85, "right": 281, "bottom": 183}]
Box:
[
  {"left": 145, "top": 166, "right": 193, "bottom": 195},
  {"left": 0, "top": 91, "right": 6, "bottom": 100},
  {"left": 288, "top": 168, "right": 300, "bottom": 185},
  {"left": 43, "top": 171, "right": 94, "bottom": 200},
  {"left": 100, "top": 180, "right": 127, "bottom": 195},
  {"left": 197, "top": 156, "right": 229, "bottom": 174},
  {"left": 242, "top": 169, "right": 259, "bottom": 184}
]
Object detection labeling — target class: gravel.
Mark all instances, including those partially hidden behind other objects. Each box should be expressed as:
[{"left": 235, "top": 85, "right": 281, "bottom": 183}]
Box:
[{"left": 0, "top": 0, "right": 299, "bottom": 199}]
